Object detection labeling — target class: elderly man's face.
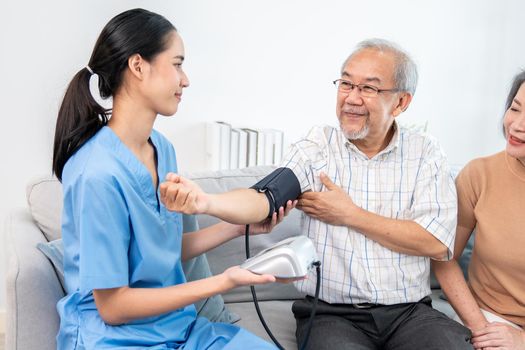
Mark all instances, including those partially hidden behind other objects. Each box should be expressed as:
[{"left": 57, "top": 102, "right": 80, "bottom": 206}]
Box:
[{"left": 336, "top": 48, "right": 409, "bottom": 151}]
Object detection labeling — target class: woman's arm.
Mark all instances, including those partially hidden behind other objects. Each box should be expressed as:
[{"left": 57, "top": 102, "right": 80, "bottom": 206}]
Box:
[
  {"left": 181, "top": 221, "right": 242, "bottom": 261},
  {"left": 181, "top": 202, "right": 294, "bottom": 261},
  {"left": 432, "top": 225, "right": 487, "bottom": 331},
  {"left": 93, "top": 266, "right": 275, "bottom": 325}
]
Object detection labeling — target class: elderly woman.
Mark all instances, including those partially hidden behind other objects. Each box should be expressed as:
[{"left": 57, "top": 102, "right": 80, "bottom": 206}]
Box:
[{"left": 433, "top": 71, "right": 525, "bottom": 350}]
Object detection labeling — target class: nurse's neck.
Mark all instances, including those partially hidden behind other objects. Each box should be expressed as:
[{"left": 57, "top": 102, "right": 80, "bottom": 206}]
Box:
[{"left": 109, "top": 93, "right": 156, "bottom": 153}]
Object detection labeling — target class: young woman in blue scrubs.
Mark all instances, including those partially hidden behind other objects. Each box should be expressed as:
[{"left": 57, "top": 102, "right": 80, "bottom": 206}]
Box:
[{"left": 52, "top": 8, "right": 290, "bottom": 349}]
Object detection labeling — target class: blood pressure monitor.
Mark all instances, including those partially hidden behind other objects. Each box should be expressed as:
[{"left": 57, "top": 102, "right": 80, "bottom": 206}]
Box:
[{"left": 240, "top": 236, "right": 319, "bottom": 278}]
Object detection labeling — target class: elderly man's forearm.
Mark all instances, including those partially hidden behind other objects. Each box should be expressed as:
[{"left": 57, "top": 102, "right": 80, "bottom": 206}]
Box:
[
  {"left": 206, "top": 189, "right": 270, "bottom": 224},
  {"left": 346, "top": 206, "right": 448, "bottom": 259}
]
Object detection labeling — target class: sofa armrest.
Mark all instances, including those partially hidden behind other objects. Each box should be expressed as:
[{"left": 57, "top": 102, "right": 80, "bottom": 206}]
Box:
[{"left": 5, "top": 209, "right": 64, "bottom": 350}]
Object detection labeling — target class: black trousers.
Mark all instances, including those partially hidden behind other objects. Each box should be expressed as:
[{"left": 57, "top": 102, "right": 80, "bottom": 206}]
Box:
[{"left": 292, "top": 296, "right": 472, "bottom": 350}]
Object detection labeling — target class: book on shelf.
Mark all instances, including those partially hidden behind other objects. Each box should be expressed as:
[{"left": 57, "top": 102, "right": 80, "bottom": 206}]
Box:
[
  {"left": 258, "top": 128, "right": 284, "bottom": 165},
  {"left": 256, "top": 129, "right": 266, "bottom": 166},
  {"left": 242, "top": 128, "right": 258, "bottom": 167},
  {"left": 229, "top": 128, "right": 240, "bottom": 170},
  {"left": 216, "top": 121, "right": 231, "bottom": 170},
  {"left": 237, "top": 128, "right": 248, "bottom": 169},
  {"left": 263, "top": 130, "right": 274, "bottom": 166},
  {"left": 205, "top": 122, "right": 221, "bottom": 171},
  {"left": 272, "top": 129, "right": 284, "bottom": 165},
  {"left": 205, "top": 122, "right": 284, "bottom": 170}
]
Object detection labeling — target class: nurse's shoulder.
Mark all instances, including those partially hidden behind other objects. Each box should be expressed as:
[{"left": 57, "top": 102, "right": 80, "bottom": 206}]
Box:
[{"left": 61, "top": 128, "right": 124, "bottom": 188}]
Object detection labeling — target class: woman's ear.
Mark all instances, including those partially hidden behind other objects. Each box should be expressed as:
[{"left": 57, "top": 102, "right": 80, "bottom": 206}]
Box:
[
  {"left": 392, "top": 92, "right": 413, "bottom": 117},
  {"left": 128, "top": 53, "right": 145, "bottom": 80}
]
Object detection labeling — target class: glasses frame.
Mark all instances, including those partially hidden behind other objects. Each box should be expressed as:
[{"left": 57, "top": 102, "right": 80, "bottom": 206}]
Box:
[{"left": 332, "top": 79, "right": 401, "bottom": 97}]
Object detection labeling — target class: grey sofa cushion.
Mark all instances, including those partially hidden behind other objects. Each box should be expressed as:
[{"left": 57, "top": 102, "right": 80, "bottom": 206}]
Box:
[
  {"left": 458, "top": 233, "right": 475, "bottom": 279},
  {"left": 228, "top": 300, "right": 297, "bottom": 349},
  {"left": 180, "top": 214, "right": 240, "bottom": 323},
  {"left": 183, "top": 166, "right": 305, "bottom": 303},
  {"left": 36, "top": 239, "right": 65, "bottom": 290},
  {"left": 26, "top": 177, "right": 63, "bottom": 242},
  {"left": 5, "top": 210, "right": 64, "bottom": 350}
]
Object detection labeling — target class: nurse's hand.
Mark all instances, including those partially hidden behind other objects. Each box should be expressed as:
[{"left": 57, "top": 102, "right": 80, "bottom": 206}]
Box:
[
  {"left": 223, "top": 266, "right": 305, "bottom": 289},
  {"left": 222, "top": 266, "right": 276, "bottom": 288},
  {"left": 241, "top": 200, "right": 297, "bottom": 236},
  {"left": 160, "top": 173, "right": 209, "bottom": 214}
]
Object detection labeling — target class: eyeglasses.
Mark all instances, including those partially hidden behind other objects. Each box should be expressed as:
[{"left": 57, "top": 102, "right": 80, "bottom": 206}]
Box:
[{"left": 333, "top": 79, "right": 400, "bottom": 98}]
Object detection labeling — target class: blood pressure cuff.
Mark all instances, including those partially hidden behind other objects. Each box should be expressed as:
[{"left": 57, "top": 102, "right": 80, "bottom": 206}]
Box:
[{"left": 250, "top": 167, "right": 302, "bottom": 218}]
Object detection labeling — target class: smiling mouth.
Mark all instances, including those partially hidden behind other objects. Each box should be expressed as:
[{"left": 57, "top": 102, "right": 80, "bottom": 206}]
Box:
[
  {"left": 342, "top": 111, "right": 367, "bottom": 118},
  {"left": 510, "top": 135, "right": 525, "bottom": 144}
]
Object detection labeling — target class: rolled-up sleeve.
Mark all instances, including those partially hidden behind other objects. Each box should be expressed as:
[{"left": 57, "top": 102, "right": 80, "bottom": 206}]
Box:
[{"left": 412, "top": 142, "right": 457, "bottom": 260}]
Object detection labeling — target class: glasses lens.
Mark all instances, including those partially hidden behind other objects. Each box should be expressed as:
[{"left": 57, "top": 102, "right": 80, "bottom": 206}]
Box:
[
  {"left": 337, "top": 80, "right": 353, "bottom": 92},
  {"left": 360, "top": 85, "right": 379, "bottom": 97}
]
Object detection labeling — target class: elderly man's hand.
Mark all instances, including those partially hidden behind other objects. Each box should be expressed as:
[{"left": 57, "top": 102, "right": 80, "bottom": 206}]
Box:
[
  {"left": 296, "top": 173, "right": 355, "bottom": 226},
  {"left": 159, "top": 173, "right": 209, "bottom": 214}
]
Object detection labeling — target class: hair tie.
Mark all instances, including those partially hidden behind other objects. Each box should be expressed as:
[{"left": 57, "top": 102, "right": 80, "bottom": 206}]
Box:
[{"left": 85, "top": 66, "right": 94, "bottom": 75}]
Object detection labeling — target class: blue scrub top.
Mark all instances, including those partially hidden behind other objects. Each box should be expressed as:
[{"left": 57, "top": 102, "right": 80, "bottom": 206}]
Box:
[
  {"left": 57, "top": 127, "right": 196, "bottom": 349},
  {"left": 57, "top": 127, "right": 277, "bottom": 350}
]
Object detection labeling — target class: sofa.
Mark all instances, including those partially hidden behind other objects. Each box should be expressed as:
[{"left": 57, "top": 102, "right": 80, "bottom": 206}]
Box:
[{"left": 4, "top": 165, "right": 458, "bottom": 350}]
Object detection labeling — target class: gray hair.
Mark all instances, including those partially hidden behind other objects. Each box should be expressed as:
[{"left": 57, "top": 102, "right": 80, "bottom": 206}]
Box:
[{"left": 341, "top": 38, "right": 418, "bottom": 95}]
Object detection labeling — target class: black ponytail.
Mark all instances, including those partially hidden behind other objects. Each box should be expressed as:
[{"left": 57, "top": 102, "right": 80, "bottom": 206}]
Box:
[
  {"left": 52, "top": 8, "right": 176, "bottom": 181},
  {"left": 52, "top": 68, "right": 109, "bottom": 181}
]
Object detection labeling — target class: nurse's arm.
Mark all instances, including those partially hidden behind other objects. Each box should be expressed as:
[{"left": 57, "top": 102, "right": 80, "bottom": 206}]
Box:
[
  {"left": 93, "top": 267, "right": 275, "bottom": 325},
  {"left": 181, "top": 202, "right": 294, "bottom": 261},
  {"left": 160, "top": 173, "right": 270, "bottom": 224}
]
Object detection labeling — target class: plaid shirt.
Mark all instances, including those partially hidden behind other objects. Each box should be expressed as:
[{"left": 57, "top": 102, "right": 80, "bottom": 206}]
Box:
[{"left": 282, "top": 123, "right": 457, "bottom": 305}]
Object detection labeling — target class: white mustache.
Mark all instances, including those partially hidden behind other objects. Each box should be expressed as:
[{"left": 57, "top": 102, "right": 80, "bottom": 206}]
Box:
[{"left": 342, "top": 107, "right": 367, "bottom": 115}]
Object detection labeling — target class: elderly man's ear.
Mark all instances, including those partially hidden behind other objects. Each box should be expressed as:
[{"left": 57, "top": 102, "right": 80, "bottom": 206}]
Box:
[{"left": 393, "top": 93, "right": 413, "bottom": 117}]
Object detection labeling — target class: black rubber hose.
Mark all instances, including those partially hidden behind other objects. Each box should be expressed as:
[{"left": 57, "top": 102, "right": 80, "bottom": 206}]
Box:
[
  {"left": 244, "top": 224, "right": 321, "bottom": 350},
  {"left": 245, "top": 224, "right": 285, "bottom": 350}
]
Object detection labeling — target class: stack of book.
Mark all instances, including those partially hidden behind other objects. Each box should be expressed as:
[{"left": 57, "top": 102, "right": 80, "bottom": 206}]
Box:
[{"left": 206, "top": 121, "right": 284, "bottom": 171}]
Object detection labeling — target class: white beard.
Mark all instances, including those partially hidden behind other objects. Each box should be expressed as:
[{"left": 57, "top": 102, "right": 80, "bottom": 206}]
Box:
[{"left": 342, "top": 118, "right": 370, "bottom": 140}]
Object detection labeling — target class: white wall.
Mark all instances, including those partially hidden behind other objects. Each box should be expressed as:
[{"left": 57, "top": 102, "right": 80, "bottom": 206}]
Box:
[{"left": 1, "top": 0, "right": 524, "bottom": 312}]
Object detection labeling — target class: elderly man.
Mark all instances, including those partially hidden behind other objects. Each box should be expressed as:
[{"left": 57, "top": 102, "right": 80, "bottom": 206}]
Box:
[{"left": 161, "top": 39, "right": 472, "bottom": 349}]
